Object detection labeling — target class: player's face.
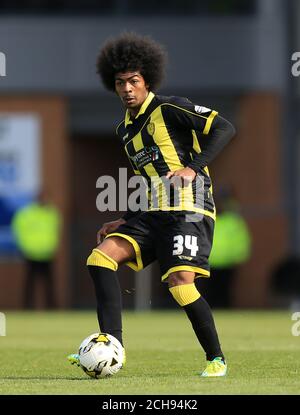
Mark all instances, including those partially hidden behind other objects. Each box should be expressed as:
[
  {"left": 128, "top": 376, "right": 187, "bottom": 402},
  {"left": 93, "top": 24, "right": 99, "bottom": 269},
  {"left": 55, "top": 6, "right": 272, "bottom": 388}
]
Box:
[{"left": 115, "top": 71, "right": 149, "bottom": 115}]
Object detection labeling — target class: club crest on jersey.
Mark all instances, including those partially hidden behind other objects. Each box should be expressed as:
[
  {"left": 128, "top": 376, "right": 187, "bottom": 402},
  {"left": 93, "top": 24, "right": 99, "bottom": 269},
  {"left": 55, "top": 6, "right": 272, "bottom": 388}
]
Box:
[
  {"left": 147, "top": 122, "right": 155, "bottom": 136},
  {"left": 194, "top": 105, "right": 211, "bottom": 114}
]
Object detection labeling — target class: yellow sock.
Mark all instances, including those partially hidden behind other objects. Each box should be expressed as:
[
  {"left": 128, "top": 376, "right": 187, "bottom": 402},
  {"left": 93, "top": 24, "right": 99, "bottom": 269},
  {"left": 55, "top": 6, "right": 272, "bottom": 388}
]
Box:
[
  {"left": 86, "top": 249, "right": 118, "bottom": 271},
  {"left": 169, "top": 283, "right": 201, "bottom": 307}
]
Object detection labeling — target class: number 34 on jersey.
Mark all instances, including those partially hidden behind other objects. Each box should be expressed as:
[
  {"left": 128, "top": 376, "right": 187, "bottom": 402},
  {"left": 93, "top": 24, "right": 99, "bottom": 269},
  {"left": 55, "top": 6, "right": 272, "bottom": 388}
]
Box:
[{"left": 172, "top": 235, "right": 199, "bottom": 257}]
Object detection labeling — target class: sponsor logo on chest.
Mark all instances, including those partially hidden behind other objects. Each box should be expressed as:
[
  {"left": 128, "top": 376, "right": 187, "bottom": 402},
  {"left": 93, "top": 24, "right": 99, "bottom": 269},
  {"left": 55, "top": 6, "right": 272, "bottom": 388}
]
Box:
[{"left": 130, "top": 145, "right": 160, "bottom": 169}]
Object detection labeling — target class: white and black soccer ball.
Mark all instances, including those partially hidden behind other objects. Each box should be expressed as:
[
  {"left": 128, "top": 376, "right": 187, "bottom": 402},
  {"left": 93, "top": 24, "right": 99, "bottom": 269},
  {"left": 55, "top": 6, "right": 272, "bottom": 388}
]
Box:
[{"left": 78, "top": 333, "right": 125, "bottom": 379}]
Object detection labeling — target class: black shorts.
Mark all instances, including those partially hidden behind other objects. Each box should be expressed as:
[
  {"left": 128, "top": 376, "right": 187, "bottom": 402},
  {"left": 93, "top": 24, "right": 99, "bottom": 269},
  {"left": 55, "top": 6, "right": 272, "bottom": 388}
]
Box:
[{"left": 106, "top": 211, "right": 214, "bottom": 282}]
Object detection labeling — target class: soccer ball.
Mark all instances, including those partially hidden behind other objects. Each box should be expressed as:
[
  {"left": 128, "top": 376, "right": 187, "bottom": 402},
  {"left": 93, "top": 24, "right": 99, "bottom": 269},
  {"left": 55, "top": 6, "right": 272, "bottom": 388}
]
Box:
[{"left": 78, "top": 332, "right": 125, "bottom": 379}]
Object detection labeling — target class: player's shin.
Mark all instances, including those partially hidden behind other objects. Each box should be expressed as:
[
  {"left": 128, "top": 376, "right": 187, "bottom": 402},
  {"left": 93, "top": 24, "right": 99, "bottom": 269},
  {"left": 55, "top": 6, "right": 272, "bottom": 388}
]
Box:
[
  {"left": 87, "top": 249, "right": 123, "bottom": 346},
  {"left": 169, "top": 283, "right": 224, "bottom": 362}
]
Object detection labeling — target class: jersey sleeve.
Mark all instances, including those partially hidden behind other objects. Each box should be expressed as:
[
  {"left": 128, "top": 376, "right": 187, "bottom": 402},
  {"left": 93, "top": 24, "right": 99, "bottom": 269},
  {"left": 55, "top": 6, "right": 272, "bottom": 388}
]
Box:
[{"left": 161, "top": 98, "right": 218, "bottom": 135}]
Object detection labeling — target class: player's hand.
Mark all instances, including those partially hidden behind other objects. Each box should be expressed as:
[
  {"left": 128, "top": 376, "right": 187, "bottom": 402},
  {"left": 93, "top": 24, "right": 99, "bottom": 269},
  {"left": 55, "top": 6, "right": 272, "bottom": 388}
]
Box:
[
  {"left": 97, "top": 218, "right": 126, "bottom": 244},
  {"left": 166, "top": 167, "right": 197, "bottom": 188}
]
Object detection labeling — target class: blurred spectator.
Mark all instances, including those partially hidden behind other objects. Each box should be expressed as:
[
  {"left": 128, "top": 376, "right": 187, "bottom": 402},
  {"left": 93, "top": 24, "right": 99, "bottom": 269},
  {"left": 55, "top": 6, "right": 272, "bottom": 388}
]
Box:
[
  {"left": 11, "top": 191, "right": 61, "bottom": 309},
  {"left": 270, "top": 256, "right": 300, "bottom": 310},
  {"left": 197, "top": 185, "right": 251, "bottom": 308}
]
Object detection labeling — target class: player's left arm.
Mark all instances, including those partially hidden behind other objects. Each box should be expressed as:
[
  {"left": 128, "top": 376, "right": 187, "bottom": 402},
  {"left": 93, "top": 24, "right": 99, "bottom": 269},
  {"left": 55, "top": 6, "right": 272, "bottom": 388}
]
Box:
[
  {"left": 162, "top": 100, "right": 236, "bottom": 182},
  {"left": 187, "top": 114, "right": 236, "bottom": 173}
]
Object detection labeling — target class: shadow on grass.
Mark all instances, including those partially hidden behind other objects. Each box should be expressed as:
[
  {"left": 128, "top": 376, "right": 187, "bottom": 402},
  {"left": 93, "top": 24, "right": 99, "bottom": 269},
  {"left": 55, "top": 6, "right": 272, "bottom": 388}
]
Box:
[{"left": 0, "top": 376, "right": 92, "bottom": 381}]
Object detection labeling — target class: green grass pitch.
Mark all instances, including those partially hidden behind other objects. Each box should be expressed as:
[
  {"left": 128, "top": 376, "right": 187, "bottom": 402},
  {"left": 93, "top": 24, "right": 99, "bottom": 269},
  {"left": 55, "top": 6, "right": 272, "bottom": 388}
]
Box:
[{"left": 0, "top": 310, "right": 299, "bottom": 395}]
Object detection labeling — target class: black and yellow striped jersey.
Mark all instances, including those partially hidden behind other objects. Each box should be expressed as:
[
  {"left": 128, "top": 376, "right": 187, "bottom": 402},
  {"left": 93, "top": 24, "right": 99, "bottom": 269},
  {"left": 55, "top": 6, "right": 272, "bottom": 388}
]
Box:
[{"left": 116, "top": 91, "right": 218, "bottom": 220}]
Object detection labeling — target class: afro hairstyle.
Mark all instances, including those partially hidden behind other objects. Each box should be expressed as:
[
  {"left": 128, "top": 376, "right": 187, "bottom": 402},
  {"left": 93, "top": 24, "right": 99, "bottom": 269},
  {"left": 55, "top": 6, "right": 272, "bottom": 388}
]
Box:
[{"left": 96, "top": 32, "right": 167, "bottom": 92}]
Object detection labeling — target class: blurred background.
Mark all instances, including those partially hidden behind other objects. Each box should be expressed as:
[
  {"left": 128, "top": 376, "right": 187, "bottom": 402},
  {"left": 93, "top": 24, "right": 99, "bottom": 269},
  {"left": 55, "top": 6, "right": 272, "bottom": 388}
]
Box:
[{"left": 0, "top": 0, "right": 299, "bottom": 311}]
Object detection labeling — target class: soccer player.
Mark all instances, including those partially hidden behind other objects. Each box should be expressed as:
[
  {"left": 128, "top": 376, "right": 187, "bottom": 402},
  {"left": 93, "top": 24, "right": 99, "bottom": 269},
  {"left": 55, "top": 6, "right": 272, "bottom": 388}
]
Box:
[{"left": 69, "top": 32, "right": 235, "bottom": 377}]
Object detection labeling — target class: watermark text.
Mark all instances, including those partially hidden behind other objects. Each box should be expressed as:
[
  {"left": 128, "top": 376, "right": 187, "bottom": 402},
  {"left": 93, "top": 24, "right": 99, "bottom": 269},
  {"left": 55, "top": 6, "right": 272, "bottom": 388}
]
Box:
[
  {"left": 291, "top": 52, "right": 300, "bottom": 77},
  {"left": 95, "top": 168, "right": 205, "bottom": 222},
  {"left": 291, "top": 312, "right": 300, "bottom": 336},
  {"left": 0, "top": 52, "right": 6, "bottom": 77},
  {"left": 0, "top": 312, "right": 6, "bottom": 336}
]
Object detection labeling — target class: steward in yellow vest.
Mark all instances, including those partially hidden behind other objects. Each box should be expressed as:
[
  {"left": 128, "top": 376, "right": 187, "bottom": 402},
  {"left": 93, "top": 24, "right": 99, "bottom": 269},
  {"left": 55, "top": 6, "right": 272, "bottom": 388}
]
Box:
[
  {"left": 12, "top": 202, "right": 60, "bottom": 262},
  {"left": 209, "top": 211, "right": 251, "bottom": 269},
  {"left": 12, "top": 198, "right": 61, "bottom": 308}
]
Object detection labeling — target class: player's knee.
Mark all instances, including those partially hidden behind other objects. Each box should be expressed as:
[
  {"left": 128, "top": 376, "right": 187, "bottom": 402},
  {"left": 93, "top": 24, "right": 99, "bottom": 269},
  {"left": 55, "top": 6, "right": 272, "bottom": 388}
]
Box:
[
  {"left": 86, "top": 248, "right": 118, "bottom": 271},
  {"left": 167, "top": 271, "right": 195, "bottom": 288},
  {"left": 169, "top": 283, "right": 201, "bottom": 307}
]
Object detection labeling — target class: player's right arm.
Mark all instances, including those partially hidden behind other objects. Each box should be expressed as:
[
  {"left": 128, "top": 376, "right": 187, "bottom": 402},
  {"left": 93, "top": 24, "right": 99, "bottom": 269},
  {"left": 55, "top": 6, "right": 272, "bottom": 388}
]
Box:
[
  {"left": 115, "top": 121, "right": 144, "bottom": 224},
  {"left": 98, "top": 118, "right": 140, "bottom": 242}
]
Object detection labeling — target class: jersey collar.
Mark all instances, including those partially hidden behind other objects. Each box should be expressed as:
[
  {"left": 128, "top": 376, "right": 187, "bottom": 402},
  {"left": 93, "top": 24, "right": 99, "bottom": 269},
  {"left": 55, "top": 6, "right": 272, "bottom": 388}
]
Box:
[{"left": 125, "top": 91, "right": 155, "bottom": 127}]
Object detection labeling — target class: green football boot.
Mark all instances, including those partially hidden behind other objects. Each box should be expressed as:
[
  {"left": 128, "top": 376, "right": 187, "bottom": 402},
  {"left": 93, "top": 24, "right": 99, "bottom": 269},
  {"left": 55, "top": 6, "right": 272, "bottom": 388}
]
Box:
[
  {"left": 201, "top": 357, "right": 227, "bottom": 377},
  {"left": 67, "top": 353, "right": 80, "bottom": 367}
]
